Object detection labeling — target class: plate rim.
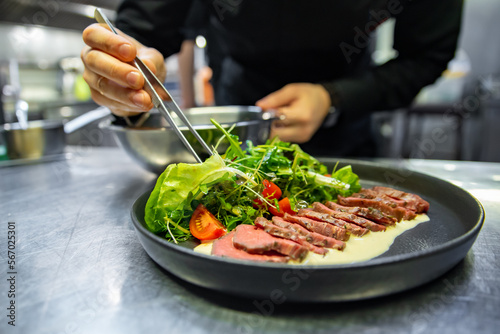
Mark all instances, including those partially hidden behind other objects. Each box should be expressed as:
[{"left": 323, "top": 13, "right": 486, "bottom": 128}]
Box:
[{"left": 130, "top": 159, "right": 485, "bottom": 270}]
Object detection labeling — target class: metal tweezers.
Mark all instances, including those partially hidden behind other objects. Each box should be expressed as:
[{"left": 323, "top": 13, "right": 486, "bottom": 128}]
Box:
[{"left": 94, "top": 8, "right": 212, "bottom": 163}]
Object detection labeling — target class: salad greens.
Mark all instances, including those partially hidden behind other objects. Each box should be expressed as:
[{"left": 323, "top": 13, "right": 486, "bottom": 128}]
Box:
[{"left": 145, "top": 120, "right": 361, "bottom": 243}]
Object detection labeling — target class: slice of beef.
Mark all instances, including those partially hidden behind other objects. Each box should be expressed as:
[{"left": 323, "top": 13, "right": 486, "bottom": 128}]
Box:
[
  {"left": 271, "top": 217, "right": 346, "bottom": 250},
  {"left": 310, "top": 203, "right": 386, "bottom": 232},
  {"left": 211, "top": 231, "right": 289, "bottom": 263},
  {"left": 254, "top": 217, "right": 327, "bottom": 255},
  {"left": 356, "top": 188, "right": 407, "bottom": 207},
  {"left": 372, "top": 186, "right": 430, "bottom": 213},
  {"left": 351, "top": 189, "right": 405, "bottom": 208},
  {"left": 352, "top": 189, "right": 418, "bottom": 220},
  {"left": 299, "top": 207, "right": 370, "bottom": 236},
  {"left": 283, "top": 214, "right": 350, "bottom": 241},
  {"left": 324, "top": 201, "right": 397, "bottom": 226},
  {"left": 233, "top": 225, "right": 309, "bottom": 261},
  {"left": 337, "top": 195, "right": 416, "bottom": 221}
]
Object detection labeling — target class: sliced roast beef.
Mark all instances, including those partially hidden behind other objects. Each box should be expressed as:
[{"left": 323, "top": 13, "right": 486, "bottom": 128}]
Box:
[
  {"left": 271, "top": 216, "right": 346, "bottom": 250},
  {"left": 310, "top": 203, "right": 386, "bottom": 232},
  {"left": 337, "top": 195, "right": 416, "bottom": 221},
  {"left": 283, "top": 214, "right": 350, "bottom": 241},
  {"left": 299, "top": 207, "right": 370, "bottom": 236},
  {"left": 351, "top": 189, "right": 418, "bottom": 220},
  {"left": 356, "top": 188, "right": 407, "bottom": 207},
  {"left": 254, "top": 217, "right": 327, "bottom": 255},
  {"left": 372, "top": 186, "right": 430, "bottom": 213},
  {"left": 324, "top": 201, "right": 397, "bottom": 226},
  {"left": 211, "top": 231, "right": 289, "bottom": 263},
  {"left": 233, "top": 225, "right": 309, "bottom": 261}
]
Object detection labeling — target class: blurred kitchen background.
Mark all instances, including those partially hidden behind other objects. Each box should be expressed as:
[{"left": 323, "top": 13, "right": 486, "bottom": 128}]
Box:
[{"left": 0, "top": 0, "right": 499, "bottom": 161}]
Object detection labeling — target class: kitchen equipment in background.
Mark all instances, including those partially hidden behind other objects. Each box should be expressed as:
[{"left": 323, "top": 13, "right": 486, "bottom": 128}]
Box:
[
  {"left": 14, "top": 99, "right": 29, "bottom": 130},
  {"left": 475, "top": 74, "right": 500, "bottom": 162},
  {"left": 7, "top": 58, "right": 30, "bottom": 130},
  {"left": 100, "top": 106, "right": 276, "bottom": 174},
  {"left": 0, "top": 106, "right": 111, "bottom": 161},
  {"left": 58, "top": 56, "right": 90, "bottom": 101}
]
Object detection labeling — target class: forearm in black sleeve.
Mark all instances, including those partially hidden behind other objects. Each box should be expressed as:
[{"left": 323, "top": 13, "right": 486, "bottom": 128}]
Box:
[
  {"left": 323, "top": 0, "right": 463, "bottom": 117},
  {"left": 115, "top": 0, "right": 195, "bottom": 58}
]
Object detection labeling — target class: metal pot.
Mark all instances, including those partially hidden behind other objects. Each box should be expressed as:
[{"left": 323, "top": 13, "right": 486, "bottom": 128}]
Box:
[
  {"left": 100, "top": 106, "right": 276, "bottom": 174},
  {"left": 0, "top": 107, "right": 111, "bottom": 160}
]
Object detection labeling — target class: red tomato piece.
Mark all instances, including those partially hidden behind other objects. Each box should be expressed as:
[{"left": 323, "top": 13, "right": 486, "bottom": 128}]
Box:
[
  {"left": 253, "top": 179, "right": 282, "bottom": 208},
  {"left": 262, "top": 179, "right": 282, "bottom": 200},
  {"left": 268, "top": 197, "right": 297, "bottom": 217},
  {"left": 189, "top": 204, "right": 227, "bottom": 240}
]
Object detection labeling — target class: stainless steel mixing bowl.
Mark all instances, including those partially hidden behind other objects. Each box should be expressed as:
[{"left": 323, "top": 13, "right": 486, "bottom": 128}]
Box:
[{"left": 100, "top": 106, "right": 275, "bottom": 173}]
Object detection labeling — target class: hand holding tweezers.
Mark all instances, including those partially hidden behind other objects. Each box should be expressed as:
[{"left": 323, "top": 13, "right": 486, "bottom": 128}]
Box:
[{"left": 94, "top": 8, "right": 212, "bottom": 163}]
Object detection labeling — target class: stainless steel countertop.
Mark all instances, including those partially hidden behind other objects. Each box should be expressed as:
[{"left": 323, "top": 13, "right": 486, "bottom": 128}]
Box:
[{"left": 1, "top": 147, "right": 499, "bottom": 334}]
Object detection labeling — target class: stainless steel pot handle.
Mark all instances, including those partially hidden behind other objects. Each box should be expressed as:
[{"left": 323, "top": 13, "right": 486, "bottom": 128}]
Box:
[{"left": 63, "top": 106, "right": 111, "bottom": 134}]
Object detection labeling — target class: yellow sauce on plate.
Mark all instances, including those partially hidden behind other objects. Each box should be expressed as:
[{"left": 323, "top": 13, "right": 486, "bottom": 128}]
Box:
[{"left": 194, "top": 214, "right": 429, "bottom": 265}]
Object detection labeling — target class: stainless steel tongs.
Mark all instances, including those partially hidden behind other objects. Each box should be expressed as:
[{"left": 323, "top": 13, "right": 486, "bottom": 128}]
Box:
[{"left": 94, "top": 8, "right": 212, "bottom": 163}]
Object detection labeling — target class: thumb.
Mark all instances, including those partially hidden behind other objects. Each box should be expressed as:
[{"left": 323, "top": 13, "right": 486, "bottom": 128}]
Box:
[{"left": 256, "top": 85, "right": 297, "bottom": 109}]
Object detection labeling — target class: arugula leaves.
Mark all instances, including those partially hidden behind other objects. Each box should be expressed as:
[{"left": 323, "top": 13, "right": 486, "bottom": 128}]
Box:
[{"left": 144, "top": 120, "right": 361, "bottom": 242}]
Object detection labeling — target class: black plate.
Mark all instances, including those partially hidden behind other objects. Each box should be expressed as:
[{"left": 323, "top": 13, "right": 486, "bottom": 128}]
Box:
[{"left": 130, "top": 159, "right": 484, "bottom": 302}]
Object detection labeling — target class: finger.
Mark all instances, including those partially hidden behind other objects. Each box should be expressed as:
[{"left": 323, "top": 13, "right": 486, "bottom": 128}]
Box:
[
  {"left": 256, "top": 85, "right": 297, "bottom": 109},
  {"left": 270, "top": 124, "right": 313, "bottom": 144},
  {"left": 111, "top": 108, "right": 144, "bottom": 118},
  {"left": 83, "top": 49, "right": 144, "bottom": 90},
  {"left": 110, "top": 107, "right": 144, "bottom": 118},
  {"left": 89, "top": 86, "right": 149, "bottom": 116},
  {"left": 270, "top": 105, "right": 315, "bottom": 143},
  {"left": 83, "top": 69, "right": 153, "bottom": 110},
  {"left": 273, "top": 105, "right": 312, "bottom": 128},
  {"left": 270, "top": 107, "right": 293, "bottom": 128},
  {"left": 89, "top": 86, "right": 136, "bottom": 111},
  {"left": 82, "top": 23, "right": 136, "bottom": 62}
]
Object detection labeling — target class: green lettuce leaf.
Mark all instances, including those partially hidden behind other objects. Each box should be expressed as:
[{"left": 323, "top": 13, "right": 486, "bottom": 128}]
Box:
[
  {"left": 331, "top": 165, "right": 361, "bottom": 196},
  {"left": 144, "top": 154, "right": 229, "bottom": 233}
]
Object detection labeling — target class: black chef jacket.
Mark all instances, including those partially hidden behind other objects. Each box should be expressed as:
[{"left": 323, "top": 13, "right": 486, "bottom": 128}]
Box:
[{"left": 116, "top": 0, "right": 463, "bottom": 157}]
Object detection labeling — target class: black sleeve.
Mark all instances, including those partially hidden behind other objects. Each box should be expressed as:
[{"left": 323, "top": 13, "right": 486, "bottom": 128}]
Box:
[
  {"left": 115, "top": 0, "right": 195, "bottom": 58},
  {"left": 322, "top": 0, "right": 463, "bottom": 117}
]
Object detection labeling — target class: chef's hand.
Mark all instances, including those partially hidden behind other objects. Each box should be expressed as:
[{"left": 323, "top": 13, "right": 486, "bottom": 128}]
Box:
[
  {"left": 256, "top": 83, "right": 331, "bottom": 143},
  {"left": 81, "top": 23, "right": 166, "bottom": 117}
]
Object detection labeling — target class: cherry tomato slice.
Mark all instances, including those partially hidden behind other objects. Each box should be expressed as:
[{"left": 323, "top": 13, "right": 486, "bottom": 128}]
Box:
[
  {"left": 269, "top": 197, "right": 297, "bottom": 217},
  {"left": 262, "top": 179, "right": 282, "bottom": 200},
  {"left": 253, "top": 179, "right": 282, "bottom": 208},
  {"left": 189, "top": 204, "right": 227, "bottom": 240}
]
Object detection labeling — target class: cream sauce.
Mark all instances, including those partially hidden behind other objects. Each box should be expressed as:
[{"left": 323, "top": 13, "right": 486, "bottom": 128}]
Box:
[
  {"left": 194, "top": 241, "right": 214, "bottom": 256},
  {"left": 194, "top": 214, "right": 429, "bottom": 265}
]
